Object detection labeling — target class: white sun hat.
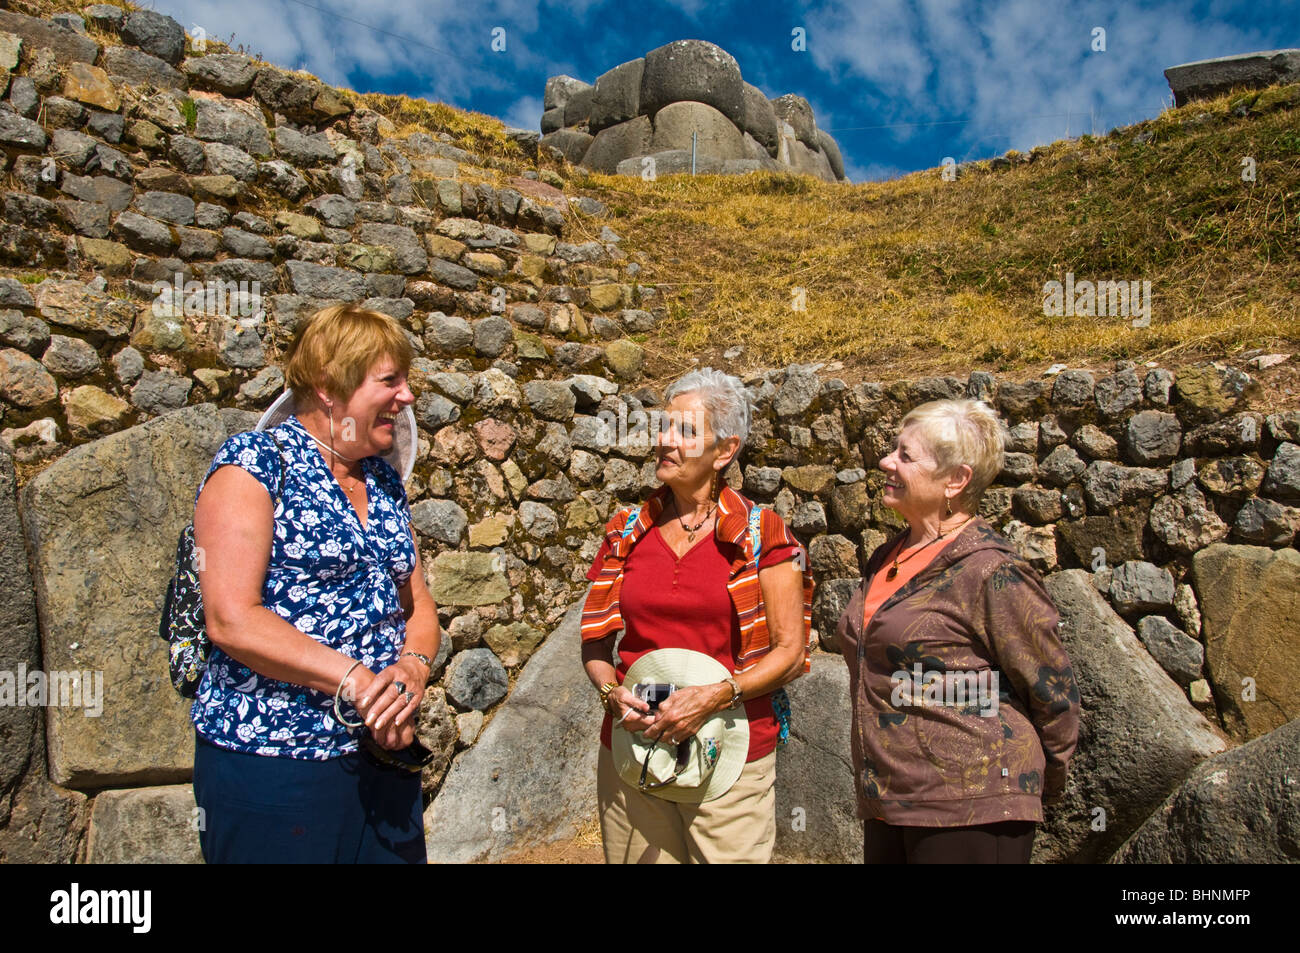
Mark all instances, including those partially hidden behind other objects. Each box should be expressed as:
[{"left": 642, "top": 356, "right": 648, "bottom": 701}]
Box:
[
  {"left": 255, "top": 389, "right": 419, "bottom": 481},
  {"left": 611, "top": 648, "right": 750, "bottom": 804}
]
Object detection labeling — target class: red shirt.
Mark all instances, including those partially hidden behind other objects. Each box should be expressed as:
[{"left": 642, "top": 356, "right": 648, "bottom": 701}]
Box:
[{"left": 586, "top": 524, "right": 799, "bottom": 761}]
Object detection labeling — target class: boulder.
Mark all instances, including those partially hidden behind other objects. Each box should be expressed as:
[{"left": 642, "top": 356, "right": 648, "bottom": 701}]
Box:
[
  {"left": 1033, "top": 571, "right": 1226, "bottom": 863},
  {"left": 544, "top": 75, "right": 589, "bottom": 111},
  {"left": 740, "top": 83, "right": 779, "bottom": 156},
  {"left": 590, "top": 59, "right": 644, "bottom": 133},
  {"left": 650, "top": 101, "right": 747, "bottom": 159},
  {"left": 1193, "top": 544, "right": 1300, "bottom": 741},
  {"left": 20, "top": 404, "right": 229, "bottom": 787},
  {"left": 1111, "top": 717, "right": 1300, "bottom": 862},
  {"left": 1164, "top": 49, "right": 1300, "bottom": 107},
  {"left": 770, "top": 94, "right": 818, "bottom": 148},
  {"left": 817, "top": 128, "right": 848, "bottom": 180},
  {"left": 773, "top": 656, "right": 861, "bottom": 862},
  {"left": 640, "top": 40, "right": 745, "bottom": 127},
  {"left": 182, "top": 53, "right": 260, "bottom": 96},
  {"left": 0, "top": 10, "right": 99, "bottom": 63},
  {"left": 425, "top": 603, "right": 600, "bottom": 862},
  {"left": 539, "top": 129, "right": 593, "bottom": 164},
  {"left": 121, "top": 10, "right": 185, "bottom": 65},
  {"left": 84, "top": 784, "right": 203, "bottom": 863},
  {"left": 443, "top": 648, "right": 508, "bottom": 711},
  {"left": 582, "top": 115, "right": 653, "bottom": 174}
]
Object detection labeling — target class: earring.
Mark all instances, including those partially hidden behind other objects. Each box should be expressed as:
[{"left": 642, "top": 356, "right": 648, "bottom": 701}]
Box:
[{"left": 945, "top": 496, "right": 952, "bottom": 518}]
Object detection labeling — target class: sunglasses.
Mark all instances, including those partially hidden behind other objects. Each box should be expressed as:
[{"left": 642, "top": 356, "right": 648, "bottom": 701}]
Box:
[
  {"left": 632, "top": 682, "right": 691, "bottom": 789},
  {"left": 359, "top": 730, "right": 436, "bottom": 774}
]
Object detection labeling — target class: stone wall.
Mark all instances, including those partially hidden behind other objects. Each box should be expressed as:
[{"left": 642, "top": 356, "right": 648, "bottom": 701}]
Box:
[
  {"left": 0, "top": 3, "right": 1295, "bottom": 862},
  {"left": 540, "top": 39, "right": 849, "bottom": 183}
]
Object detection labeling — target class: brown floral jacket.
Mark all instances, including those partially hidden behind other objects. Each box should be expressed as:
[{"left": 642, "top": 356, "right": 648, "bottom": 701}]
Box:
[{"left": 836, "top": 518, "right": 1080, "bottom": 827}]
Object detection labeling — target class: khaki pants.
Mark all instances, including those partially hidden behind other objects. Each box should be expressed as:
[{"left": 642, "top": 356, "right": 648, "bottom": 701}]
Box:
[{"left": 597, "top": 744, "right": 776, "bottom": 864}]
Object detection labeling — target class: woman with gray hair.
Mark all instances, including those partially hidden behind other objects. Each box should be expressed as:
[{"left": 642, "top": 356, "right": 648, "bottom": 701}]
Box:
[
  {"left": 836, "top": 398, "right": 1080, "bottom": 863},
  {"left": 580, "top": 368, "right": 814, "bottom": 863}
]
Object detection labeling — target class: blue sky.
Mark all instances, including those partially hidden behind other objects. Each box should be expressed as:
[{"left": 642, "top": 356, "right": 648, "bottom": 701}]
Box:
[{"left": 164, "top": 0, "right": 1300, "bottom": 181}]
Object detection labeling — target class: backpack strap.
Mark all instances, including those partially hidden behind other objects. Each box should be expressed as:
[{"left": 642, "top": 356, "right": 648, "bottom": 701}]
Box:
[{"left": 747, "top": 504, "right": 763, "bottom": 568}]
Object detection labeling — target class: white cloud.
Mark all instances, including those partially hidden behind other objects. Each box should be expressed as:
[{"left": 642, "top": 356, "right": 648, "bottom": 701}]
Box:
[{"left": 805, "top": 0, "right": 1271, "bottom": 161}]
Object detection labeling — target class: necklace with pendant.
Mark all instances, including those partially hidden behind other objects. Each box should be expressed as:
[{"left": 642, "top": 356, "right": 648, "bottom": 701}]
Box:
[
  {"left": 673, "top": 496, "right": 714, "bottom": 543},
  {"left": 885, "top": 514, "right": 975, "bottom": 580}
]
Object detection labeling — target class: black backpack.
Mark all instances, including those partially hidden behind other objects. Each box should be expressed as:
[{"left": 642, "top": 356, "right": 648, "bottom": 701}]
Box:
[{"left": 160, "top": 434, "right": 287, "bottom": 697}]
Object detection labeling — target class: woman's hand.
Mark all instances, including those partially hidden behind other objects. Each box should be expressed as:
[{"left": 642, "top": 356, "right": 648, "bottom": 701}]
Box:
[
  {"left": 357, "top": 656, "right": 428, "bottom": 735},
  {"left": 641, "top": 683, "right": 730, "bottom": 744},
  {"left": 607, "top": 686, "right": 655, "bottom": 733}
]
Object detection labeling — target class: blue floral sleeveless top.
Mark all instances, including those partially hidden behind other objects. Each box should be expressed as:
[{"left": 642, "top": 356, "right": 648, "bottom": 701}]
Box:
[{"left": 190, "top": 415, "right": 416, "bottom": 759}]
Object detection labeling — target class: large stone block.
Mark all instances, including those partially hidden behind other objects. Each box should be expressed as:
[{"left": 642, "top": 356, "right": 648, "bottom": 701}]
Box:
[
  {"left": 770, "top": 93, "right": 818, "bottom": 148},
  {"left": 1164, "top": 49, "right": 1300, "bottom": 107},
  {"left": 20, "top": 404, "right": 229, "bottom": 787},
  {"left": 1034, "top": 571, "right": 1226, "bottom": 863},
  {"left": 740, "top": 82, "right": 778, "bottom": 156},
  {"left": 1193, "top": 544, "right": 1300, "bottom": 741},
  {"left": 1111, "top": 717, "right": 1300, "bottom": 862},
  {"left": 640, "top": 40, "right": 745, "bottom": 127},
  {"left": 539, "top": 129, "right": 594, "bottom": 165},
  {"left": 0, "top": 446, "right": 39, "bottom": 803},
  {"left": 590, "top": 58, "right": 644, "bottom": 134},
  {"left": 817, "top": 128, "right": 848, "bottom": 181},
  {"left": 425, "top": 603, "right": 599, "bottom": 861},
  {"left": 774, "top": 656, "right": 861, "bottom": 862},
  {"left": 0, "top": 772, "right": 88, "bottom": 863},
  {"left": 84, "top": 784, "right": 203, "bottom": 863},
  {"left": 650, "top": 101, "right": 748, "bottom": 160},
  {"left": 582, "top": 115, "right": 653, "bottom": 174}
]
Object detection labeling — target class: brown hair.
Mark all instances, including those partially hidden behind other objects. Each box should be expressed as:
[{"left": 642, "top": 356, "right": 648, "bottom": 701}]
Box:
[{"left": 283, "top": 304, "right": 412, "bottom": 405}]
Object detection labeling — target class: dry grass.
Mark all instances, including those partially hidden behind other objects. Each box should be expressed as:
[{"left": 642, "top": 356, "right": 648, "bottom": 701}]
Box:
[
  {"left": 357, "top": 93, "right": 527, "bottom": 165},
  {"left": 570, "top": 88, "right": 1300, "bottom": 383}
]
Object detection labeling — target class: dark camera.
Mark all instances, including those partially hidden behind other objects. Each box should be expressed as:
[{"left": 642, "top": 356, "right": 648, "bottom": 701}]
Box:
[{"left": 634, "top": 681, "right": 676, "bottom": 712}]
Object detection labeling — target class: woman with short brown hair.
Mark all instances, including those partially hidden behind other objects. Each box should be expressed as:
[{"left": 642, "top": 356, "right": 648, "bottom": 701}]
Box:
[{"left": 190, "top": 303, "right": 439, "bottom": 863}]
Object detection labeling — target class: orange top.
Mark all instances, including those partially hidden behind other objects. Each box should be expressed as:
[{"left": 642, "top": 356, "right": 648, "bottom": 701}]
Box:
[{"left": 862, "top": 531, "right": 964, "bottom": 631}]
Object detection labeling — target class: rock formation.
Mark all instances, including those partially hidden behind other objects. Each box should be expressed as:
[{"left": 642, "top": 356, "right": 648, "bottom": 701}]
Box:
[{"left": 540, "top": 40, "right": 849, "bottom": 183}]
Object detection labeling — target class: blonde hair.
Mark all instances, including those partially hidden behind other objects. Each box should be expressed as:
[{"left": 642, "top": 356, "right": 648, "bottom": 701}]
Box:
[
  {"left": 283, "top": 304, "right": 412, "bottom": 405},
  {"left": 899, "top": 399, "right": 1006, "bottom": 509}
]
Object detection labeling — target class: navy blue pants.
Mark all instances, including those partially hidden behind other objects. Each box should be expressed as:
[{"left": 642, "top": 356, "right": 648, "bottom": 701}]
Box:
[{"left": 193, "top": 733, "right": 426, "bottom": 864}]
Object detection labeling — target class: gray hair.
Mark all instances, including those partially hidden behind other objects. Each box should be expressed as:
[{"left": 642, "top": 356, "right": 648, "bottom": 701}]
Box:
[{"left": 663, "top": 367, "right": 752, "bottom": 449}]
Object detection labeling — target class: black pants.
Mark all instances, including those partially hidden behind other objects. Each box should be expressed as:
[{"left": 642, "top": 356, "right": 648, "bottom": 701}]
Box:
[{"left": 863, "top": 818, "right": 1036, "bottom": 864}]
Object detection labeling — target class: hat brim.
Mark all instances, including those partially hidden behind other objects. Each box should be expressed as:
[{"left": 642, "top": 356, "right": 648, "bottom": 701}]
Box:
[
  {"left": 255, "top": 389, "right": 418, "bottom": 481},
  {"left": 611, "top": 648, "right": 750, "bottom": 804}
]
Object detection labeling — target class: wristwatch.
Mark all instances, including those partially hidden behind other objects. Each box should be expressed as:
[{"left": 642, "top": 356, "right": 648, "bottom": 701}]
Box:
[{"left": 724, "top": 676, "right": 743, "bottom": 709}]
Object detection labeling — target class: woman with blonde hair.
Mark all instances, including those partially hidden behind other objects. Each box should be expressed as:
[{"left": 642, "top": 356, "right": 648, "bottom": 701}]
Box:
[
  {"left": 837, "top": 398, "right": 1079, "bottom": 863},
  {"left": 190, "top": 303, "right": 440, "bottom": 863}
]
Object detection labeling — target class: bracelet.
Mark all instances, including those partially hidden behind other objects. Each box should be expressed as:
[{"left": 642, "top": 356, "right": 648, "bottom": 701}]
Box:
[
  {"left": 598, "top": 681, "right": 619, "bottom": 713},
  {"left": 333, "top": 660, "right": 365, "bottom": 728},
  {"left": 400, "top": 651, "right": 434, "bottom": 670}
]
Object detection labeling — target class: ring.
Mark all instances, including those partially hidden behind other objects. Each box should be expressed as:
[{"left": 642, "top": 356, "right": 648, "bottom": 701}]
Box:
[
  {"left": 393, "top": 680, "right": 406, "bottom": 695},
  {"left": 402, "top": 690, "right": 415, "bottom": 704}
]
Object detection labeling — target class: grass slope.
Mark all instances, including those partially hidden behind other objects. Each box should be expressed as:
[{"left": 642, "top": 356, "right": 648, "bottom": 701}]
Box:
[{"left": 570, "top": 87, "right": 1300, "bottom": 384}]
